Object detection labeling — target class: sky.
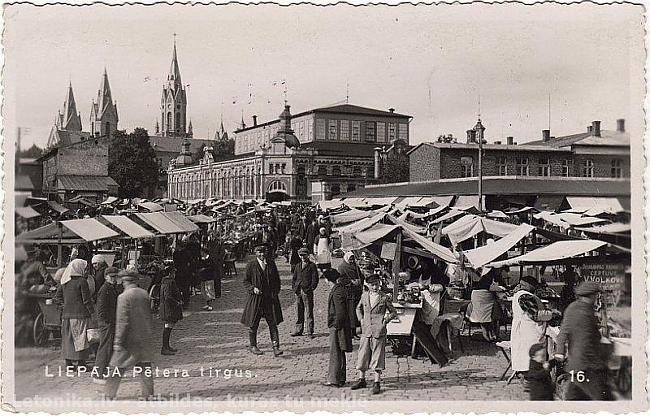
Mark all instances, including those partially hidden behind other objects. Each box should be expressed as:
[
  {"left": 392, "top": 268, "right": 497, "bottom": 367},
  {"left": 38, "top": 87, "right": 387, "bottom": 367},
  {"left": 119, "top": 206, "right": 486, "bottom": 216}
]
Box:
[{"left": 3, "top": 3, "right": 645, "bottom": 150}]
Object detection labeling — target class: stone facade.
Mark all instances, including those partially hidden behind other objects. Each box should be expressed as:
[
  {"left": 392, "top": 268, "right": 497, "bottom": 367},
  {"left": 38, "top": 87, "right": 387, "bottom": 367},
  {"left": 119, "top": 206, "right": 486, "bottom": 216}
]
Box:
[
  {"left": 167, "top": 104, "right": 409, "bottom": 202},
  {"left": 409, "top": 120, "right": 630, "bottom": 182}
]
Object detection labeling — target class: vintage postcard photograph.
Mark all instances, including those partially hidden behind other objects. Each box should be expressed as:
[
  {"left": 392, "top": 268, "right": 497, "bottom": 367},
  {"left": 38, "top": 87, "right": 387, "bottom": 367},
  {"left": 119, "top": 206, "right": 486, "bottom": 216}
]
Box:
[{"left": 2, "top": 2, "right": 647, "bottom": 413}]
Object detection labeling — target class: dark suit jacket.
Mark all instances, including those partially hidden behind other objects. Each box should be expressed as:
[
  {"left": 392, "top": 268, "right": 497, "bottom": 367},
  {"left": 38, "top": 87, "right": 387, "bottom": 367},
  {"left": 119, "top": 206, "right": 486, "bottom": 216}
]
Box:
[
  {"left": 240, "top": 258, "right": 283, "bottom": 327},
  {"left": 328, "top": 282, "right": 352, "bottom": 352},
  {"left": 292, "top": 261, "right": 319, "bottom": 294}
]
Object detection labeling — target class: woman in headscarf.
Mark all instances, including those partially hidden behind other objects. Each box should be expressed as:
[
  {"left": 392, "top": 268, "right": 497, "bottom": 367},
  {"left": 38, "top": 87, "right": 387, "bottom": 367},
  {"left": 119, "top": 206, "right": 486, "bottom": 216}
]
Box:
[
  {"left": 53, "top": 259, "right": 94, "bottom": 370},
  {"left": 314, "top": 227, "right": 332, "bottom": 273},
  {"left": 337, "top": 251, "right": 364, "bottom": 337}
]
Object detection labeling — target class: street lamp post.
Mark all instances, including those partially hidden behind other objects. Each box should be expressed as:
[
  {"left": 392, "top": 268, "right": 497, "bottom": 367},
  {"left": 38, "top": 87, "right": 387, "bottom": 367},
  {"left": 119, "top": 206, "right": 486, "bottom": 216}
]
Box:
[{"left": 473, "top": 119, "right": 485, "bottom": 213}]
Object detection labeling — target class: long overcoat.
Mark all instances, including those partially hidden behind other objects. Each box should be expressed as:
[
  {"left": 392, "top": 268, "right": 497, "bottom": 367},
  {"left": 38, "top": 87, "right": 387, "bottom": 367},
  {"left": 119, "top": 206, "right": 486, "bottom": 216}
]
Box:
[
  {"left": 160, "top": 274, "right": 183, "bottom": 323},
  {"left": 327, "top": 279, "right": 353, "bottom": 352},
  {"left": 240, "top": 258, "right": 284, "bottom": 327},
  {"left": 110, "top": 286, "right": 154, "bottom": 367}
]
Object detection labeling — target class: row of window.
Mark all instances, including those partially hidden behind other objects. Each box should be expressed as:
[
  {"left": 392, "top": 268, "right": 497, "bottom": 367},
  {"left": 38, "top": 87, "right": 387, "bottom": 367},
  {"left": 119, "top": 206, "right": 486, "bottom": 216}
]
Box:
[
  {"left": 317, "top": 119, "right": 408, "bottom": 143},
  {"left": 459, "top": 157, "right": 625, "bottom": 178}
]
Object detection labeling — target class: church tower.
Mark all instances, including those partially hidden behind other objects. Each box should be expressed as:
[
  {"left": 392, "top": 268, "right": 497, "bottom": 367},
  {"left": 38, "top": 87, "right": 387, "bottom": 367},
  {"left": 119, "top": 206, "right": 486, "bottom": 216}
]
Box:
[
  {"left": 89, "top": 68, "right": 119, "bottom": 138},
  {"left": 56, "top": 82, "right": 82, "bottom": 132},
  {"left": 160, "top": 38, "right": 191, "bottom": 138}
]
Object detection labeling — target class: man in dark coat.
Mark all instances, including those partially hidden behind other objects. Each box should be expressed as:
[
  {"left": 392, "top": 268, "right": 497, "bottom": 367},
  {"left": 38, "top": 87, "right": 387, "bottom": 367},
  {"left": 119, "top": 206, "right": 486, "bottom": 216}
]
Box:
[
  {"left": 554, "top": 281, "right": 611, "bottom": 400},
  {"left": 160, "top": 267, "right": 183, "bottom": 355},
  {"left": 94, "top": 267, "right": 121, "bottom": 383},
  {"left": 291, "top": 248, "right": 319, "bottom": 337},
  {"left": 240, "top": 245, "right": 284, "bottom": 357},
  {"left": 337, "top": 252, "right": 364, "bottom": 337},
  {"left": 323, "top": 270, "right": 353, "bottom": 387},
  {"left": 288, "top": 233, "right": 303, "bottom": 273},
  {"left": 173, "top": 239, "right": 192, "bottom": 308},
  {"left": 304, "top": 219, "right": 318, "bottom": 254}
]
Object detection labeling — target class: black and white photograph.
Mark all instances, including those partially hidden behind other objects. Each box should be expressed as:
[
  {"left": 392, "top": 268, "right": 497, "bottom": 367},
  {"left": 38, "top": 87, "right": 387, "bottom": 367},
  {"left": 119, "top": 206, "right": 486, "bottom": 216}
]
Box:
[{"left": 2, "top": 2, "right": 647, "bottom": 412}]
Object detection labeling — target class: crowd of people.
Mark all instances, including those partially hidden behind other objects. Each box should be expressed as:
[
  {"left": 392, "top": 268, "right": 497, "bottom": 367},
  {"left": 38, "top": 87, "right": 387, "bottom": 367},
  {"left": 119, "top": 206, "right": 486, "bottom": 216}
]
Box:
[{"left": 14, "top": 201, "right": 625, "bottom": 401}]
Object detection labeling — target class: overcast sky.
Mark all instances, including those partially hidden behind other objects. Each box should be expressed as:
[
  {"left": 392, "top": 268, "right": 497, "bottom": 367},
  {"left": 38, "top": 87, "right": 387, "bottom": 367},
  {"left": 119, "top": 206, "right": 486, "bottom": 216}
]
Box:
[{"left": 3, "top": 3, "right": 644, "bottom": 150}]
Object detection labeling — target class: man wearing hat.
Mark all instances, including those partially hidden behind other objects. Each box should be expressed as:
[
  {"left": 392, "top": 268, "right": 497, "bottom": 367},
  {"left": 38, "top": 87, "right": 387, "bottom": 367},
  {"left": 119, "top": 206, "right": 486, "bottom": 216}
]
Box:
[
  {"left": 240, "top": 244, "right": 284, "bottom": 357},
  {"left": 94, "top": 267, "right": 121, "bottom": 384},
  {"left": 105, "top": 270, "right": 155, "bottom": 399},
  {"left": 291, "top": 248, "right": 319, "bottom": 337},
  {"left": 554, "top": 281, "right": 611, "bottom": 400},
  {"left": 510, "top": 276, "right": 553, "bottom": 376}
]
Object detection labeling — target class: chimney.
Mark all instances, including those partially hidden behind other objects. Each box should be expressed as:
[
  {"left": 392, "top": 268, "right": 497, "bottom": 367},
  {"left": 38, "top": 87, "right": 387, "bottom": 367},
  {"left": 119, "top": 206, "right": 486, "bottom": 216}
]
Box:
[
  {"left": 592, "top": 120, "right": 601, "bottom": 137},
  {"left": 506, "top": 136, "right": 514, "bottom": 145},
  {"left": 587, "top": 125, "right": 593, "bottom": 133},
  {"left": 542, "top": 129, "right": 551, "bottom": 142},
  {"left": 389, "top": 108, "right": 395, "bottom": 113},
  {"left": 374, "top": 147, "right": 381, "bottom": 179},
  {"left": 617, "top": 118, "right": 625, "bottom": 133},
  {"left": 252, "top": 115, "right": 258, "bottom": 127}
]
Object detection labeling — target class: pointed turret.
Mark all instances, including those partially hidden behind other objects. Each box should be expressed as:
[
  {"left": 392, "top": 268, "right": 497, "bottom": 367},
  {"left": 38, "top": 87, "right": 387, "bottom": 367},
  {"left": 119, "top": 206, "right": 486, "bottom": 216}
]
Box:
[
  {"left": 57, "top": 82, "right": 82, "bottom": 131},
  {"left": 188, "top": 119, "right": 193, "bottom": 136},
  {"left": 168, "top": 40, "right": 182, "bottom": 87},
  {"left": 90, "top": 69, "right": 119, "bottom": 137}
]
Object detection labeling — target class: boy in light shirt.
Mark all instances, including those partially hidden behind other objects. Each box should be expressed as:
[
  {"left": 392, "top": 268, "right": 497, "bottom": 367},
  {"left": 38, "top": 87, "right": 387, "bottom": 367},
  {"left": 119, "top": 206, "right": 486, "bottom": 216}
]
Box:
[{"left": 350, "top": 274, "right": 397, "bottom": 394}]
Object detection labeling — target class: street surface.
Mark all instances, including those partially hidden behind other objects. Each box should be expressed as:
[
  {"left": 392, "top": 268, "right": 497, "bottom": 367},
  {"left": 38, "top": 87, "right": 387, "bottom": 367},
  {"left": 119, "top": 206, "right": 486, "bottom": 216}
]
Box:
[{"left": 14, "top": 256, "right": 525, "bottom": 402}]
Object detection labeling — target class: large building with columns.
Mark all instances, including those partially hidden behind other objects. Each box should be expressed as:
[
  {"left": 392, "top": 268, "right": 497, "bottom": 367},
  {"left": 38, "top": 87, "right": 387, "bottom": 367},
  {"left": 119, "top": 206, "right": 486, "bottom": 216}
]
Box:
[{"left": 166, "top": 103, "right": 411, "bottom": 202}]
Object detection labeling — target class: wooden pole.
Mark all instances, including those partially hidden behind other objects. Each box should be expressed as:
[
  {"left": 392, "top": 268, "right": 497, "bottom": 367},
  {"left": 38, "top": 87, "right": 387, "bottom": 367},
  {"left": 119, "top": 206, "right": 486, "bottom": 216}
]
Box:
[
  {"left": 57, "top": 222, "right": 63, "bottom": 267},
  {"left": 393, "top": 230, "right": 402, "bottom": 300}
]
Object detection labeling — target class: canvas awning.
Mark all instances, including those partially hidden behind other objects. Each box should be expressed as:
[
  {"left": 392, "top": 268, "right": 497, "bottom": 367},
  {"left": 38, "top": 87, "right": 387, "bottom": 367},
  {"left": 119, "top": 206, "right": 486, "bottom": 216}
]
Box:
[
  {"left": 426, "top": 196, "right": 455, "bottom": 208},
  {"left": 101, "top": 196, "right": 120, "bottom": 205},
  {"left": 163, "top": 212, "right": 200, "bottom": 233},
  {"left": 101, "top": 215, "right": 156, "bottom": 239},
  {"left": 556, "top": 213, "right": 608, "bottom": 227},
  {"left": 342, "top": 198, "right": 368, "bottom": 209},
  {"left": 565, "top": 197, "right": 624, "bottom": 215},
  {"left": 47, "top": 201, "right": 69, "bottom": 214},
  {"left": 331, "top": 208, "right": 374, "bottom": 225},
  {"left": 187, "top": 214, "right": 217, "bottom": 224},
  {"left": 534, "top": 195, "right": 564, "bottom": 212},
  {"left": 432, "top": 209, "right": 467, "bottom": 225},
  {"left": 364, "top": 197, "right": 399, "bottom": 206},
  {"left": 336, "top": 212, "right": 386, "bottom": 234},
  {"left": 134, "top": 212, "right": 186, "bottom": 234},
  {"left": 15, "top": 206, "right": 41, "bottom": 219},
  {"left": 138, "top": 201, "right": 164, "bottom": 212},
  {"left": 463, "top": 224, "right": 535, "bottom": 268},
  {"left": 442, "top": 215, "right": 519, "bottom": 246},
  {"left": 487, "top": 239, "right": 608, "bottom": 267},
  {"left": 319, "top": 199, "right": 344, "bottom": 211},
  {"left": 487, "top": 210, "right": 509, "bottom": 219},
  {"left": 16, "top": 222, "right": 85, "bottom": 244},
  {"left": 506, "top": 206, "right": 538, "bottom": 215},
  {"left": 452, "top": 195, "right": 482, "bottom": 210},
  {"left": 68, "top": 196, "right": 97, "bottom": 207},
  {"left": 60, "top": 218, "right": 120, "bottom": 242},
  {"left": 395, "top": 221, "right": 458, "bottom": 264},
  {"left": 340, "top": 224, "right": 399, "bottom": 250},
  {"left": 395, "top": 196, "right": 423, "bottom": 208},
  {"left": 576, "top": 223, "right": 631, "bottom": 235}
]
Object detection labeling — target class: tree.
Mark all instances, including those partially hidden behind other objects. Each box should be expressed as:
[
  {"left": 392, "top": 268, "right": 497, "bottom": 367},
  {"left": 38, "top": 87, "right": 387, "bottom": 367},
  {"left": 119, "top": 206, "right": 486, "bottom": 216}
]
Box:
[
  {"left": 17, "top": 144, "right": 44, "bottom": 158},
  {"left": 193, "top": 137, "right": 236, "bottom": 163},
  {"left": 108, "top": 128, "right": 160, "bottom": 198}
]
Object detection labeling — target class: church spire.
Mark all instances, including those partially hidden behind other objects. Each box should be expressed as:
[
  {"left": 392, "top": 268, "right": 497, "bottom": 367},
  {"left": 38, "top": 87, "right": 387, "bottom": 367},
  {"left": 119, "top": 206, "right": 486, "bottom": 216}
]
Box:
[
  {"left": 97, "top": 67, "right": 115, "bottom": 115},
  {"left": 168, "top": 34, "right": 182, "bottom": 87},
  {"left": 58, "top": 82, "right": 82, "bottom": 131},
  {"left": 90, "top": 69, "right": 119, "bottom": 137}
]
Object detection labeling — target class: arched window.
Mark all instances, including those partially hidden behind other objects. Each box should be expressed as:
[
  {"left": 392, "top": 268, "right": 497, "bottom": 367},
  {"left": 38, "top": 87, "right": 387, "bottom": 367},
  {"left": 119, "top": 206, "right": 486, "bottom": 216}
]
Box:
[
  {"left": 167, "top": 112, "right": 172, "bottom": 130},
  {"left": 268, "top": 180, "right": 287, "bottom": 192},
  {"left": 175, "top": 112, "right": 181, "bottom": 130}
]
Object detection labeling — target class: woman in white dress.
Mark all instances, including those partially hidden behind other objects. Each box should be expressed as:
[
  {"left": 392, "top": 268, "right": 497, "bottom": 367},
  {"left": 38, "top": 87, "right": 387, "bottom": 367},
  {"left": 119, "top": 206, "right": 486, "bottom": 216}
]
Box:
[{"left": 314, "top": 227, "right": 332, "bottom": 272}]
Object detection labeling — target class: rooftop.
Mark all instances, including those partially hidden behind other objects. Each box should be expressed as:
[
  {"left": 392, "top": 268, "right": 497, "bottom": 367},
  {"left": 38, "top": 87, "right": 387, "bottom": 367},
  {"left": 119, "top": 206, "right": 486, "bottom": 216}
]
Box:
[
  {"left": 343, "top": 176, "right": 631, "bottom": 198},
  {"left": 525, "top": 129, "right": 630, "bottom": 148},
  {"left": 235, "top": 103, "right": 411, "bottom": 133}
]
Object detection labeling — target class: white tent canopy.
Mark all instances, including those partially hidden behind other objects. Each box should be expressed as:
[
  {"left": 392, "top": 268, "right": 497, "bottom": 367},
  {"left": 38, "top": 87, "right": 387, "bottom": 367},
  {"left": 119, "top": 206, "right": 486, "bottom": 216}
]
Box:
[
  {"left": 463, "top": 224, "right": 535, "bottom": 268},
  {"left": 442, "top": 215, "right": 519, "bottom": 246},
  {"left": 487, "top": 239, "right": 608, "bottom": 267},
  {"left": 565, "top": 197, "right": 624, "bottom": 215}
]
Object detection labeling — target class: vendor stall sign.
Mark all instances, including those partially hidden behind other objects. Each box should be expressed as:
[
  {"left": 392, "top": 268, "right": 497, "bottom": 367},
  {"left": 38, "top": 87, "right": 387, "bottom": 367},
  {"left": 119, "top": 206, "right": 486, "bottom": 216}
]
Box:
[
  {"left": 579, "top": 263, "right": 626, "bottom": 307},
  {"left": 380, "top": 242, "right": 398, "bottom": 260}
]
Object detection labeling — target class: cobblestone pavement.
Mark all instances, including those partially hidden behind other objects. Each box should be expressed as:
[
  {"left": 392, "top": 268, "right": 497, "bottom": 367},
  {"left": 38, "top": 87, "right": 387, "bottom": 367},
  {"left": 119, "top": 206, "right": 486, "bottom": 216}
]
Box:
[{"left": 14, "top": 257, "right": 526, "bottom": 402}]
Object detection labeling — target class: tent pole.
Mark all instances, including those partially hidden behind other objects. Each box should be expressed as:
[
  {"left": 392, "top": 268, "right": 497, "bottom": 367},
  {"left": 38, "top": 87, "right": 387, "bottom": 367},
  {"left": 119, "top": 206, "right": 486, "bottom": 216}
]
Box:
[
  {"left": 57, "top": 222, "right": 63, "bottom": 267},
  {"left": 393, "top": 231, "right": 402, "bottom": 301}
]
